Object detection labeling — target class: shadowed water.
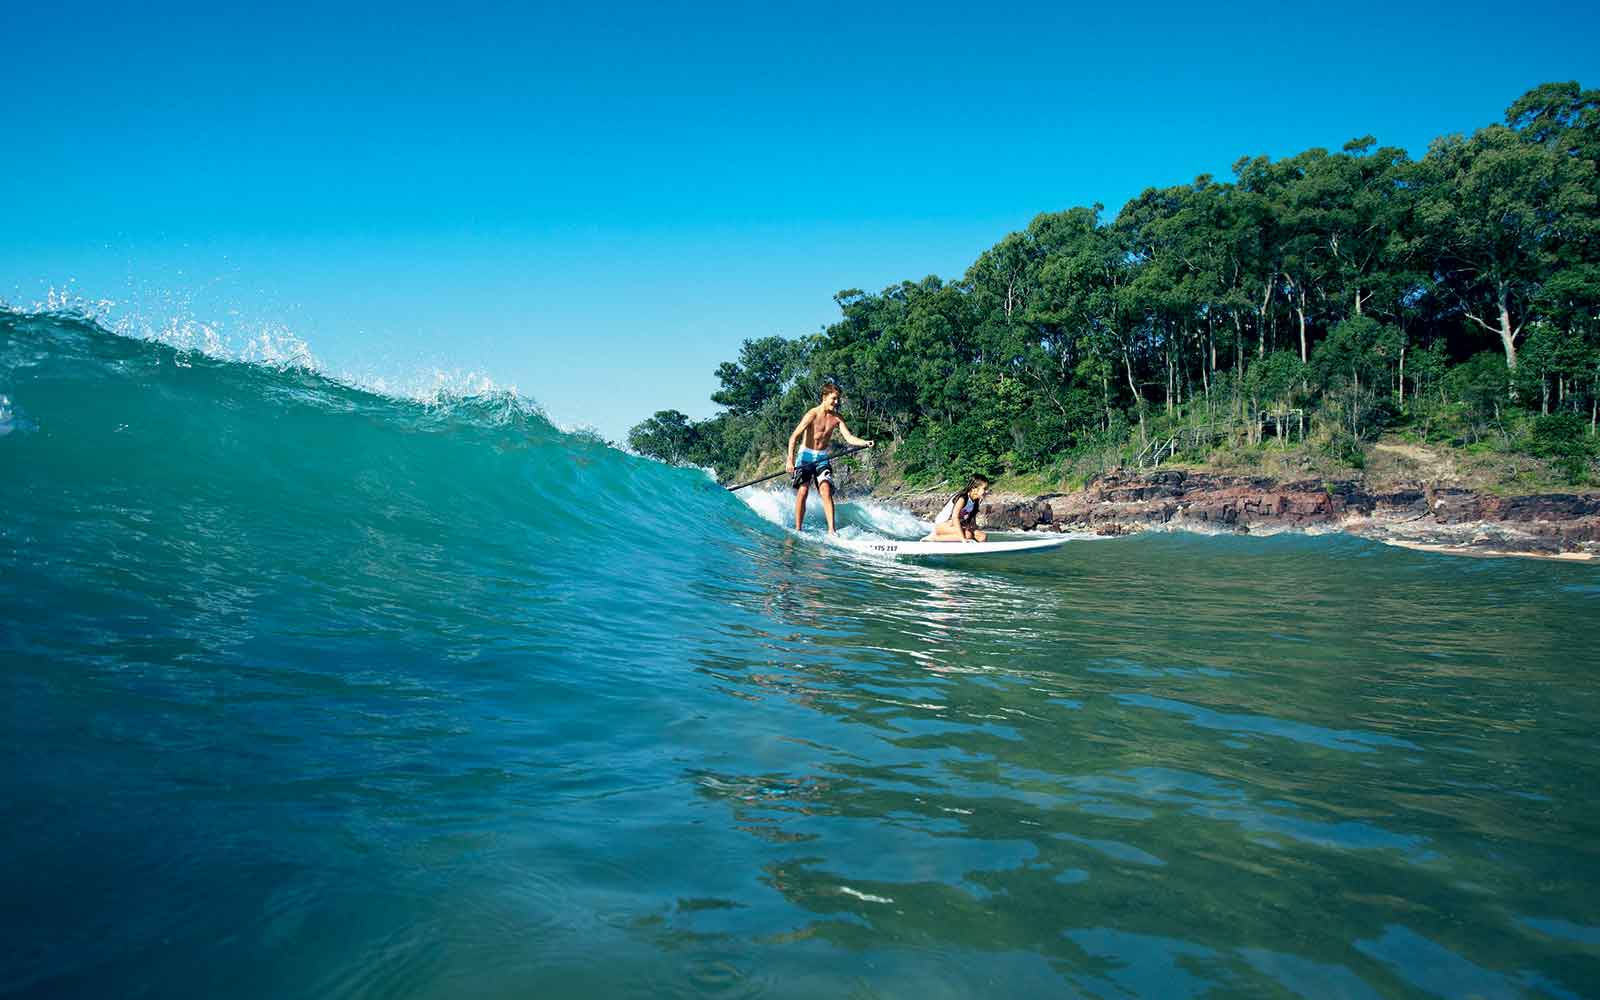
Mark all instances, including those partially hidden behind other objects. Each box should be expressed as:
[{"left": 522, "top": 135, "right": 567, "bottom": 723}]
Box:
[{"left": 4, "top": 310, "right": 1599, "bottom": 998}]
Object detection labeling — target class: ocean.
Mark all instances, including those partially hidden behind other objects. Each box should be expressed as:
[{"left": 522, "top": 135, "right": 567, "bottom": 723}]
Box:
[{"left": 4, "top": 308, "right": 1599, "bottom": 998}]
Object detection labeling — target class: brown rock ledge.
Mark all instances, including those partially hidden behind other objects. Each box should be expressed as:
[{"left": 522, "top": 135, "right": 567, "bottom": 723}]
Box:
[{"left": 876, "top": 471, "right": 1600, "bottom": 561}]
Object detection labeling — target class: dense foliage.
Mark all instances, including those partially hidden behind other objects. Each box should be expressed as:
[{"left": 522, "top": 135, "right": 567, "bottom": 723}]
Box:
[{"left": 630, "top": 83, "right": 1600, "bottom": 486}]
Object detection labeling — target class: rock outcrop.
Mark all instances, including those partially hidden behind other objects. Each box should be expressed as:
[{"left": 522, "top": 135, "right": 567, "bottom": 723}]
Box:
[{"left": 882, "top": 472, "right": 1600, "bottom": 560}]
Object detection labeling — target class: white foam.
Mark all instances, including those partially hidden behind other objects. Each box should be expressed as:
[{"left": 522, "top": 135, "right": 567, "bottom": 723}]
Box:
[
  {"left": 735, "top": 484, "right": 792, "bottom": 528},
  {"left": 849, "top": 498, "right": 934, "bottom": 537},
  {"left": 4, "top": 293, "right": 557, "bottom": 429},
  {"left": 736, "top": 485, "right": 933, "bottom": 541},
  {"left": 838, "top": 886, "right": 894, "bottom": 904}
]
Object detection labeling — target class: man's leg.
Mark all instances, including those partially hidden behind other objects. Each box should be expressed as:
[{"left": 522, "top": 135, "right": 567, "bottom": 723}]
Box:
[
  {"left": 819, "top": 480, "right": 837, "bottom": 534},
  {"left": 794, "top": 483, "right": 809, "bottom": 531}
]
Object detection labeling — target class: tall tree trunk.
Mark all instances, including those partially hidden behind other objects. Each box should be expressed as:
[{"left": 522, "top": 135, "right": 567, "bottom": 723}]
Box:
[
  {"left": 1204, "top": 315, "right": 1214, "bottom": 420},
  {"left": 1497, "top": 288, "right": 1518, "bottom": 371},
  {"left": 1295, "top": 285, "right": 1308, "bottom": 365},
  {"left": 1166, "top": 340, "right": 1174, "bottom": 416},
  {"left": 1257, "top": 275, "right": 1273, "bottom": 360},
  {"left": 1464, "top": 282, "right": 1522, "bottom": 398},
  {"left": 1352, "top": 370, "right": 1362, "bottom": 440},
  {"left": 1124, "top": 349, "right": 1146, "bottom": 444},
  {"left": 1178, "top": 333, "right": 1186, "bottom": 411},
  {"left": 1398, "top": 343, "right": 1406, "bottom": 408},
  {"left": 1232, "top": 312, "right": 1244, "bottom": 427}
]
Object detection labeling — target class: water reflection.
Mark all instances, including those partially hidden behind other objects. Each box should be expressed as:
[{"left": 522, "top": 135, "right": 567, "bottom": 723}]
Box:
[{"left": 679, "top": 531, "right": 1600, "bottom": 996}]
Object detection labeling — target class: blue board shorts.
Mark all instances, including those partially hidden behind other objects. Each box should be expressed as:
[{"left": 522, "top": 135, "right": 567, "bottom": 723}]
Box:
[{"left": 791, "top": 448, "right": 833, "bottom": 489}]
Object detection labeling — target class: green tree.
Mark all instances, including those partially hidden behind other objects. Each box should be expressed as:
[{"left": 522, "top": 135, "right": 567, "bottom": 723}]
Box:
[
  {"left": 1530, "top": 411, "right": 1596, "bottom": 483},
  {"left": 1506, "top": 81, "right": 1600, "bottom": 165},
  {"left": 1013, "top": 206, "right": 1121, "bottom": 429},
  {"left": 711, "top": 336, "right": 802, "bottom": 415},
  {"left": 627, "top": 410, "right": 700, "bottom": 465},
  {"left": 1415, "top": 124, "right": 1597, "bottom": 377},
  {"left": 1444, "top": 352, "right": 1511, "bottom": 443},
  {"left": 1311, "top": 317, "right": 1403, "bottom": 440},
  {"left": 1312, "top": 316, "right": 1403, "bottom": 396}
]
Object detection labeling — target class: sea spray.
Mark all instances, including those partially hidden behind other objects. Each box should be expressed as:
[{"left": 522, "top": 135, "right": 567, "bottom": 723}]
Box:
[{"left": 736, "top": 483, "right": 933, "bottom": 539}]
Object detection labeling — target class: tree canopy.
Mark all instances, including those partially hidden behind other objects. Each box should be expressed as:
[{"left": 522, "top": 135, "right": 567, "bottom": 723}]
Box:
[{"left": 631, "top": 83, "right": 1600, "bottom": 486}]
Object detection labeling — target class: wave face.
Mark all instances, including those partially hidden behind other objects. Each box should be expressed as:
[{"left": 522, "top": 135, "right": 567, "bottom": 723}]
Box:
[{"left": 5, "top": 308, "right": 1600, "bottom": 998}]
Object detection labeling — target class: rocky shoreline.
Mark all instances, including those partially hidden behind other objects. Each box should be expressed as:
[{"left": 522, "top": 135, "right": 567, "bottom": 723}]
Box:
[{"left": 877, "top": 471, "right": 1600, "bottom": 561}]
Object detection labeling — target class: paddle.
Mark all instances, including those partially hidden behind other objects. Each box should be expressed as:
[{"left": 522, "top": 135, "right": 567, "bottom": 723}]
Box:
[{"left": 723, "top": 443, "right": 873, "bottom": 492}]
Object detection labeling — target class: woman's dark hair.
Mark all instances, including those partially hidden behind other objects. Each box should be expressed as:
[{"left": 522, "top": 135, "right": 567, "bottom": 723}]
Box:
[{"left": 964, "top": 474, "right": 990, "bottom": 493}]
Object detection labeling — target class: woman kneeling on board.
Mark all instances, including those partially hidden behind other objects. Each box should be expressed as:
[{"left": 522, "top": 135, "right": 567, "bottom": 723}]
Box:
[{"left": 927, "top": 475, "right": 990, "bottom": 543}]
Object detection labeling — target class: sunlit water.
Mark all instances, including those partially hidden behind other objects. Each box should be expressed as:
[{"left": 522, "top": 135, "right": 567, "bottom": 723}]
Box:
[{"left": 4, "top": 310, "right": 1599, "bottom": 998}]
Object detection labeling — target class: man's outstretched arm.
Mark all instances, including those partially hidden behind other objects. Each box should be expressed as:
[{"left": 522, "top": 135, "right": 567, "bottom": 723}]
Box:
[
  {"left": 786, "top": 409, "right": 815, "bottom": 473},
  {"left": 834, "top": 420, "right": 874, "bottom": 449}
]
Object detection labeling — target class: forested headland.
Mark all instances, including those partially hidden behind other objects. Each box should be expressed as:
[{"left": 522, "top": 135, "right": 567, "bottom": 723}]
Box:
[{"left": 629, "top": 83, "right": 1600, "bottom": 491}]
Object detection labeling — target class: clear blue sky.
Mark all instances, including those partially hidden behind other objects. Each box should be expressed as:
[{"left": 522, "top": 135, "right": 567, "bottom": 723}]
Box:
[{"left": 4, "top": 0, "right": 1596, "bottom": 441}]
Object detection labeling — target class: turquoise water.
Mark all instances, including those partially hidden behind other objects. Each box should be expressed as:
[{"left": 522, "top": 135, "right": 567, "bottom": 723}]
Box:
[{"left": 4, "top": 310, "right": 1600, "bottom": 998}]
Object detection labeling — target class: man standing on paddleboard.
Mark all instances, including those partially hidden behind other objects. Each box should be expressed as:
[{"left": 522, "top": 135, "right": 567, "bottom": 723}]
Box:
[{"left": 786, "top": 382, "right": 873, "bottom": 534}]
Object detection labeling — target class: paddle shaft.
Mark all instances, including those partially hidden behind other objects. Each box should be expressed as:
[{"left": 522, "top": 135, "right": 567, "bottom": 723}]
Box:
[{"left": 724, "top": 443, "right": 872, "bottom": 492}]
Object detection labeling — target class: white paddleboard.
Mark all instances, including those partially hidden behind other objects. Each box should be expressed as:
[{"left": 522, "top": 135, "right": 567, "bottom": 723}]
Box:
[{"left": 832, "top": 533, "right": 1073, "bottom": 560}]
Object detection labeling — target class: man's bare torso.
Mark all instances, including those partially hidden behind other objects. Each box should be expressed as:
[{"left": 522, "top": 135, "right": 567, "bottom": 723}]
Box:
[{"left": 804, "top": 408, "right": 841, "bottom": 450}]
